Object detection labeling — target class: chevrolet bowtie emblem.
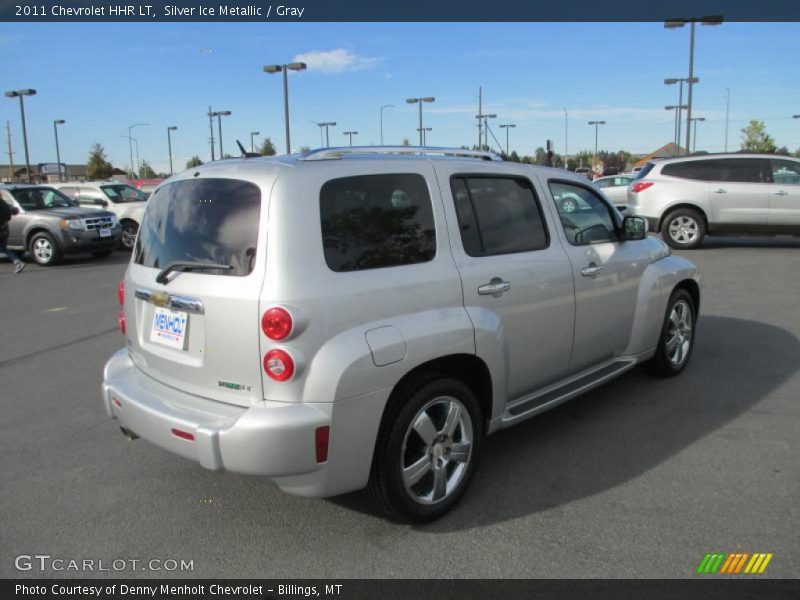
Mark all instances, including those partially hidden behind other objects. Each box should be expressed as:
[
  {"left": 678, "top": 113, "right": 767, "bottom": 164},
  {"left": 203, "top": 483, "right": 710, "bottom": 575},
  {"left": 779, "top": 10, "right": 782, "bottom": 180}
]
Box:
[{"left": 150, "top": 292, "right": 170, "bottom": 307}]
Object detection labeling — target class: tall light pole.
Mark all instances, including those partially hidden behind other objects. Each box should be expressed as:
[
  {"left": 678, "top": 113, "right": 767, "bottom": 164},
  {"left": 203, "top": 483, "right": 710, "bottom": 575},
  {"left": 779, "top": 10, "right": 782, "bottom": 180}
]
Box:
[
  {"left": 380, "top": 104, "right": 394, "bottom": 145},
  {"left": 724, "top": 88, "right": 730, "bottom": 152},
  {"left": 665, "top": 104, "right": 688, "bottom": 154},
  {"left": 416, "top": 127, "right": 432, "bottom": 145},
  {"left": 319, "top": 122, "right": 336, "bottom": 147},
  {"left": 406, "top": 97, "right": 435, "bottom": 146},
  {"left": 665, "top": 15, "right": 722, "bottom": 156},
  {"left": 689, "top": 117, "right": 705, "bottom": 152},
  {"left": 476, "top": 113, "right": 497, "bottom": 151},
  {"left": 499, "top": 124, "right": 516, "bottom": 156},
  {"left": 563, "top": 107, "right": 568, "bottom": 169},
  {"left": 207, "top": 107, "right": 216, "bottom": 161},
  {"left": 53, "top": 119, "right": 65, "bottom": 181},
  {"left": 665, "top": 78, "right": 697, "bottom": 154},
  {"left": 250, "top": 131, "right": 260, "bottom": 153},
  {"left": 210, "top": 111, "right": 231, "bottom": 157},
  {"left": 5, "top": 89, "right": 37, "bottom": 183},
  {"left": 588, "top": 121, "right": 606, "bottom": 174},
  {"left": 166, "top": 126, "right": 177, "bottom": 175},
  {"left": 343, "top": 131, "right": 358, "bottom": 146},
  {"left": 127, "top": 122, "right": 148, "bottom": 178},
  {"left": 263, "top": 61, "right": 307, "bottom": 154}
]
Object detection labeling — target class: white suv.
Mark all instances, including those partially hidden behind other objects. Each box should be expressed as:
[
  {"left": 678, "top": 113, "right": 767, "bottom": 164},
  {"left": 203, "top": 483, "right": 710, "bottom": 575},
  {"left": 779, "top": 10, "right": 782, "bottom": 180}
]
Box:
[
  {"left": 52, "top": 182, "right": 148, "bottom": 250},
  {"left": 627, "top": 153, "right": 800, "bottom": 249},
  {"left": 103, "top": 147, "right": 700, "bottom": 521}
]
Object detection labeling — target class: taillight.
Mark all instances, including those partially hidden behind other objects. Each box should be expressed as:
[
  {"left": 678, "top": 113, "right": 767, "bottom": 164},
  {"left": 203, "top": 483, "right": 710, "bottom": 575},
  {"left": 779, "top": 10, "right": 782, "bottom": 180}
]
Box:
[
  {"left": 263, "top": 349, "right": 295, "bottom": 381},
  {"left": 118, "top": 310, "right": 126, "bottom": 335},
  {"left": 631, "top": 182, "right": 654, "bottom": 193},
  {"left": 261, "top": 307, "right": 293, "bottom": 341},
  {"left": 118, "top": 280, "right": 125, "bottom": 305},
  {"left": 315, "top": 426, "right": 330, "bottom": 463}
]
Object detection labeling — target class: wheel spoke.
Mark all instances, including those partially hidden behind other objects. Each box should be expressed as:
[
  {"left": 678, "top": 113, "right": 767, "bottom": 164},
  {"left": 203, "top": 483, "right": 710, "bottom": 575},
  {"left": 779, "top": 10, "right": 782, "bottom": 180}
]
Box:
[
  {"left": 432, "top": 466, "right": 447, "bottom": 501},
  {"left": 441, "top": 401, "right": 461, "bottom": 438},
  {"left": 670, "top": 310, "right": 681, "bottom": 329},
  {"left": 665, "top": 334, "right": 679, "bottom": 354},
  {"left": 412, "top": 411, "right": 437, "bottom": 447},
  {"left": 403, "top": 455, "right": 431, "bottom": 487},
  {"left": 449, "top": 441, "right": 471, "bottom": 463}
]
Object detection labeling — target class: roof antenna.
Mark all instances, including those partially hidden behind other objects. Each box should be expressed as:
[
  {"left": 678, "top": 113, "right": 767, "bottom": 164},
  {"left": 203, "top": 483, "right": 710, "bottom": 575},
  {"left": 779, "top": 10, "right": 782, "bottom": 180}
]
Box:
[{"left": 236, "top": 140, "right": 260, "bottom": 158}]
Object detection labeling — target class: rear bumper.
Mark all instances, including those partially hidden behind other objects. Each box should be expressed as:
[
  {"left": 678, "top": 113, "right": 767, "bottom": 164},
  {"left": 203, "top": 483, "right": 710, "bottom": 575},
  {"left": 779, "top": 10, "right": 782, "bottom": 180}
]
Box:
[{"left": 102, "top": 349, "right": 328, "bottom": 479}]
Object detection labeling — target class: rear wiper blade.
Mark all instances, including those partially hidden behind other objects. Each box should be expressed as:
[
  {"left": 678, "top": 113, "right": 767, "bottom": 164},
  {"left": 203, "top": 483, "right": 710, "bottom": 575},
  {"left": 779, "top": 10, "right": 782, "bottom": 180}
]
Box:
[{"left": 156, "top": 261, "right": 232, "bottom": 284}]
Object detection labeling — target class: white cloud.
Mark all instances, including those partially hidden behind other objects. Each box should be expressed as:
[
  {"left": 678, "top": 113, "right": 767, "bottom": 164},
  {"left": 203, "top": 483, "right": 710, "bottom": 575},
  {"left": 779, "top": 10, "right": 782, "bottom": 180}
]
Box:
[{"left": 292, "top": 48, "right": 382, "bottom": 74}]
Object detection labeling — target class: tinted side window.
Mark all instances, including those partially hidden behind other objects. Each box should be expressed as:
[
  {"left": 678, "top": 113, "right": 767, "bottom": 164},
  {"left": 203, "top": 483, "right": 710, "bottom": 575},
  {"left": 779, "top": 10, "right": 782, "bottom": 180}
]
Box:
[
  {"left": 320, "top": 174, "right": 436, "bottom": 272},
  {"left": 633, "top": 162, "right": 655, "bottom": 180},
  {"left": 450, "top": 176, "right": 548, "bottom": 256},
  {"left": 711, "top": 159, "right": 768, "bottom": 183},
  {"left": 771, "top": 159, "right": 800, "bottom": 185},
  {"left": 662, "top": 161, "right": 704, "bottom": 180},
  {"left": 549, "top": 181, "right": 618, "bottom": 246}
]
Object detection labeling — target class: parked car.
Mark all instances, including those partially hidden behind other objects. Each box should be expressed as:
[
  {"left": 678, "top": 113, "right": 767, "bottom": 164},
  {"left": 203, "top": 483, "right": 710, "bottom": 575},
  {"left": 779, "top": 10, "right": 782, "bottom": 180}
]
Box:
[
  {"left": 0, "top": 184, "right": 121, "bottom": 265},
  {"left": 574, "top": 167, "right": 593, "bottom": 180},
  {"left": 51, "top": 181, "right": 148, "bottom": 250},
  {"left": 593, "top": 174, "right": 635, "bottom": 209},
  {"left": 627, "top": 153, "right": 800, "bottom": 249},
  {"left": 103, "top": 147, "right": 700, "bottom": 522}
]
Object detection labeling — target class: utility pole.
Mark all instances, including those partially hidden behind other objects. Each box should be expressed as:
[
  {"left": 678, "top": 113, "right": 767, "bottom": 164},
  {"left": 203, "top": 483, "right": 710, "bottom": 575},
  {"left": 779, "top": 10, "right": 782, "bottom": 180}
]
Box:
[
  {"left": 5, "top": 121, "right": 13, "bottom": 182},
  {"left": 724, "top": 88, "right": 730, "bottom": 152},
  {"left": 477, "top": 87, "right": 483, "bottom": 149}
]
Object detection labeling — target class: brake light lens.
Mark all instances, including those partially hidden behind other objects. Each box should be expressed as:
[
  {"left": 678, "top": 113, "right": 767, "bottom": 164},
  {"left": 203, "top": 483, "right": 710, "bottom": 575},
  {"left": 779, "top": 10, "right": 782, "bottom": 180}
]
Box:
[
  {"left": 261, "top": 307, "right": 293, "bottom": 341},
  {"left": 118, "top": 280, "right": 125, "bottom": 305},
  {"left": 263, "top": 349, "right": 295, "bottom": 381},
  {"left": 118, "top": 310, "right": 126, "bottom": 335},
  {"left": 631, "top": 182, "right": 654, "bottom": 193},
  {"left": 315, "top": 426, "right": 330, "bottom": 463}
]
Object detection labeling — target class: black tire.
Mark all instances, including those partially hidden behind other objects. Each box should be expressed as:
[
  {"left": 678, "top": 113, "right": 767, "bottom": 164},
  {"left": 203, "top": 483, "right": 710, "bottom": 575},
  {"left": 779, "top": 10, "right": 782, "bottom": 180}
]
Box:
[
  {"left": 660, "top": 208, "right": 706, "bottom": 249},
  {"left": 91, "top": 250, "right": 113, "bottom": 258},
  {"left": 367, "top": 377, "right": 483, "bottom": 523},
  {"left": 29, "top": 231, "right": 62, "bottom": 266},
  {"left": 643, "top": 288, "right": 697, "bottom": 377},
  {"left": 120, "top": 221, "right": 138, "bottom": 250}
]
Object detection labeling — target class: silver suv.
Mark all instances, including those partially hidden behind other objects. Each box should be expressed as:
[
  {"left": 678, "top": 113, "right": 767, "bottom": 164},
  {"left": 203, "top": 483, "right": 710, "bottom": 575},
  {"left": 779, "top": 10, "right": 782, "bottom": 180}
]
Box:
[
  {"left": 627, "top": 153, "right": 800, "bottom": 249},
  {"left": 103, "top": 147, "right": 700, "bottom": 521},
  {"left": 52, "top": 182, "right": 148, "bottom": 250}
]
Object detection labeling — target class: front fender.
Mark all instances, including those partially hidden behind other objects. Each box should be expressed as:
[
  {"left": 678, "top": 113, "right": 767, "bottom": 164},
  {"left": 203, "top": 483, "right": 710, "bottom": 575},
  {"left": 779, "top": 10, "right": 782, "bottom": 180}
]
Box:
[{"left": 623, "top": 255, "right": 699, "bottom": 356}]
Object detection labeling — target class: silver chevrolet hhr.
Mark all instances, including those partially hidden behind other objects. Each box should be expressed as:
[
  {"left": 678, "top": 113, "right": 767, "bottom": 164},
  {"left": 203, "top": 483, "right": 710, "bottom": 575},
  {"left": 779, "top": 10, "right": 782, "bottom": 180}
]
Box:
[{"left": 103, "top": 147, "right": 700, "bottom": 522}]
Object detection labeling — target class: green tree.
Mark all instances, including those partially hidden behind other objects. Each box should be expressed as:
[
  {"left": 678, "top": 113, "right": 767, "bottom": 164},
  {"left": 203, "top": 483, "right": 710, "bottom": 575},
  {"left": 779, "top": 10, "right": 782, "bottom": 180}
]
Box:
[
  {"left": 508, "top": 150, "right": 521, "bottom": 163},
  {"left": 401, "top": 137, "right": 411, "bottom": 147},
  {"left": 139, "top": 161, "right": 157, "bottom": 178},
  {"left": 775, "top": 146, "right": 790, "bottom": 156},
  {"left": 86, "top": 143, "right": 113, "bottom": 179},
  {"left": 186, "top": 156, "right": 203, "bottom": 168},
  {"left": 298, "top": 145, "right": 311, "bottom": 154},
  {"left": 740, "top": 120, "right": 776, "bottom": 153},
  {"left": 259, "top": 137, "right": 277, "bottom": 156}
]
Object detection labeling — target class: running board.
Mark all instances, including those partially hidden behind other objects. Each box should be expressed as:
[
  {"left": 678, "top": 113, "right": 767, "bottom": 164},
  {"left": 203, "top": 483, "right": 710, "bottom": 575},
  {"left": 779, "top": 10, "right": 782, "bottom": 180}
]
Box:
[{"left": 499, "top": 359, "right": 638, "bottom": 427}]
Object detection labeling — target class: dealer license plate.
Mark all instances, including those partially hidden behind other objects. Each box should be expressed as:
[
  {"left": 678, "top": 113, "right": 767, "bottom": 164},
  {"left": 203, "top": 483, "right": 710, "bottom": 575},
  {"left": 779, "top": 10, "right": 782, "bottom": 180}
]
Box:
[{"left": 150, "top": 307, "right": 188, "bottom": 350}]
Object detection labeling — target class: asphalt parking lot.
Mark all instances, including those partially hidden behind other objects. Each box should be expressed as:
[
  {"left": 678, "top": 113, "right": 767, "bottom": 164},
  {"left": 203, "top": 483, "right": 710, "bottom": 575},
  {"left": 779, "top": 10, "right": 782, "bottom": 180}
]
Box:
[{"left": 1, "top": 236, "right": 798, "bottom": 579}]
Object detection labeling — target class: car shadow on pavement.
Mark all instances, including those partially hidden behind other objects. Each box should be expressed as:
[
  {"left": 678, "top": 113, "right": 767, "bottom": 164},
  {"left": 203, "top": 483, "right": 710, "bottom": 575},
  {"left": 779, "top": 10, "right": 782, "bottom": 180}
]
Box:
[{"left": 329, "top": 316, "right": 799, "bottom": 529}]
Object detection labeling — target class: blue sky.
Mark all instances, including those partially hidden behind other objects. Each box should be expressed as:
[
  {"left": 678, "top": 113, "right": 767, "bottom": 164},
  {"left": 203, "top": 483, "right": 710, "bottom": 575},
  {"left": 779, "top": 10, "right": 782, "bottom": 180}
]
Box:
[{"left": 1, "top": 22, "right": 798, "bottom": 173}]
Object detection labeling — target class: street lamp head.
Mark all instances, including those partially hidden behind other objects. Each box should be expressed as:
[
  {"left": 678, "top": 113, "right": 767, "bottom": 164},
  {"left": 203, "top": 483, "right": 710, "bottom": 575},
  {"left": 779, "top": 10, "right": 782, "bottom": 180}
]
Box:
[
  {"left": 286, "top": 62, "right": 307, "bottom": 71},
  {"left": 20, "top": 89, "right": 36, "bottom": 96},
  {"left": 793, "top": 115, "right": 800, "bottom": 119},
  {"left": 588, "top": 121, "right": 606, "bottom": 125},
  {"left": 701, "top": 15, "right": 723, "bottom": 25},
  {"left": 252, "top": 131, "right": 260, "bottom": 135},
  {"left": 218, "top": 111, "right": 231, "bottom": 116},
  {"left": 664, "top": 78, "right": 679, "bottom": 85},
  {"left": 327, "top": 122, "right": 337, "bottom": 127},
  {"left": 263, "top": 64, "right": 283, "bottom": 74},
  {"left": 406, "top": 98, "right": 420, "bottom": 104},
  {"left": 664, "top": 18, "right": 686, "bottom": 28},
  {"left": 485, "top": 114, "right": 497, "bottom": 119},
  {"left": 421, "top": 97, "right": 435, "bottom": 103},
  {"left": 168, "top": 126, "right": 178, "bottom": 131},
  {"left": 665, "top": 105, "right": 677, "bottom": 110},
  {"left": 54, "top": 119, "right": 66, "bottom": 125},
  {"left": 4, "top": 91, "right": 19, "bottom": 98}
]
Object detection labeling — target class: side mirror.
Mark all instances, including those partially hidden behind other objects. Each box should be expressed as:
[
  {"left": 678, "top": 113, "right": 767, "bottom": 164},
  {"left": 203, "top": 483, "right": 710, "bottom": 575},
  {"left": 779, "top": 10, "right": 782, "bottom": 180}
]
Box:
[{"left": 622, "top": 216, "right": 647, "bottom": 241}]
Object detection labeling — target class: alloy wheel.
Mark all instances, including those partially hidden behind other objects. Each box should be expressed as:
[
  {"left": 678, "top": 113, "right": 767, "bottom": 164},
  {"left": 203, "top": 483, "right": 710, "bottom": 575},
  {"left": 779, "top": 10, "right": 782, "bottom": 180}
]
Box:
[
  {"left": 668, "top": 216, "right": 699, "bottom": 245},
  {"left": 665, "top": 299, "right": 693, "bottom": 366}
]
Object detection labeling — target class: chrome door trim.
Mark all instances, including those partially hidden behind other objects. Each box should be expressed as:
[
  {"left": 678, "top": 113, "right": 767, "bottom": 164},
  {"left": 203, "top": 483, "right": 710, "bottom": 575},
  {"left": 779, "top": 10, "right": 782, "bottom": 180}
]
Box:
[{"left": 135, "top": 289, "right": 205, "bottom": 314}]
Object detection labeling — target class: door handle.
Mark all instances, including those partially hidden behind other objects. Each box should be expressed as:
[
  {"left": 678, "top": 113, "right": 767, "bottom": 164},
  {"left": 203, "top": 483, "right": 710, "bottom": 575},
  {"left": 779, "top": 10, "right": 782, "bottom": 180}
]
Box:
[
  {"left": 581, "top": 265, "right": 604, "bottom": 277},
  {"left": 773, "top": 190, "right": 788, "bottom": 196},
  {"left": 713, "top": 188, "right": 727, "bottom": 194},
  {"left": 478, "top": 280, "right": 511, "bottom": 296}
]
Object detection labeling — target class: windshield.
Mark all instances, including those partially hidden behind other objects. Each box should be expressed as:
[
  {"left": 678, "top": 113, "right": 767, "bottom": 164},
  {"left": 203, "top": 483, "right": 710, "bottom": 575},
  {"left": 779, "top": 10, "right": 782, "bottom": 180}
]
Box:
[
  {"left": 133, "top": 178, "right": 261, "bottom": 277},
  {"left": 101, "top": 184, "right": 148, "bottom": 203},
  {"left": 10, "top": 187, "right": 76, "bottom": 211}
]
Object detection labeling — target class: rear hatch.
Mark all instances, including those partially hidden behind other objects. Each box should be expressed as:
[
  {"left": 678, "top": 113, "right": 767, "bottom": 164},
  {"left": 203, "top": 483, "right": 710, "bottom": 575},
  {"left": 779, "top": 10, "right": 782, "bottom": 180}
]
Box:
[{"left": 124, "top": 176, "right": 269, "bottom": 407}]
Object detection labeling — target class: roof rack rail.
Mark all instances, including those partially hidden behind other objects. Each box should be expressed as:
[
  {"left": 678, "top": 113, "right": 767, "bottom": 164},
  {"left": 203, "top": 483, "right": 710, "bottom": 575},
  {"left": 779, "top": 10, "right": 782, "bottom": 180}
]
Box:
[{"left": 300, "top": 146, "right": 503, "bottom": 162}]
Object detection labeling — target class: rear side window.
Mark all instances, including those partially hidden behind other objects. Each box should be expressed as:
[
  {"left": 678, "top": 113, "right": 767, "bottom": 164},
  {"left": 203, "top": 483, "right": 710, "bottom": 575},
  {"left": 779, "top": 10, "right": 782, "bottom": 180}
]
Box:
[
  {"left": 771, "top": 159, "right": 800, "bottom": 185},
  {"left": 450, "top": 176, "right": 548, "bottom": 256},
  {"left": 133, "top": 178, "right": 261, "bottom": 277},
  {"left": 663, "top": 158, "right": 768, "bottom": 183},
  {"left": 633, "top": 162, "right": 655, "bottom": 180},
  {"left": 320, "top": 174, "right": 436, "bottom": 272}
]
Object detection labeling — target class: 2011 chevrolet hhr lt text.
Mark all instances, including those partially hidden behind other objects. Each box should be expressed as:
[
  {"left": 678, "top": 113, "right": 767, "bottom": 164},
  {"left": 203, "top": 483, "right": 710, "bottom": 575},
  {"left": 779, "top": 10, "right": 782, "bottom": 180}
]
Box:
[{"left": 102, "top": 147, "right": 700, "bottom": 522}]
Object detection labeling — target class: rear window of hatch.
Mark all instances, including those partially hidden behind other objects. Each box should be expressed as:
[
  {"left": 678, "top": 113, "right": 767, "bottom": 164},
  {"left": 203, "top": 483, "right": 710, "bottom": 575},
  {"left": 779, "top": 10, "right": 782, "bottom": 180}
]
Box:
[{"left": 133, "top": 178, "right": 261, "bottom": 277}]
